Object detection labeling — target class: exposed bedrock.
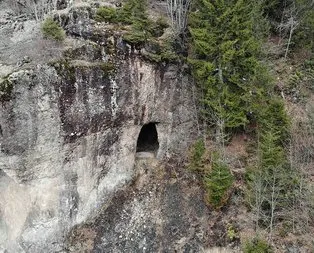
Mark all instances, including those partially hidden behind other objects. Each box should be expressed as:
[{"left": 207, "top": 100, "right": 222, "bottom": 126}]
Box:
[{"left": 0, "top": 3, "right": 209, "bottom": 252}]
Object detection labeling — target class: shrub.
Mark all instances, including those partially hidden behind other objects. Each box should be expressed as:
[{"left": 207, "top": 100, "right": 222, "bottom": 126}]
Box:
[
  {"left": 160, "top": 49, "right": 179, "bottom": 63},
  {"left": 226, "top": 223, "right": 238, "bottom": 241},
  {"left": 94, "top": 0, "right": 149, "bottom": 25},
  {"left": 100, "top": 62, "right": 116, "bottom": 77},
  {"left": 204, "top": 154, "right": 234, "bottom": 208},
  {"left": 94, "top": 6, "right": 117, "bottom": 23},
  {"left": 159, "top": 38, "right": 179, "bottom": 63},
  {"left": 41, "top": 18, "right": 65, "bottom": 41},
  {"left": 243, "top": 238, "right": 273, "bottom": 253}
]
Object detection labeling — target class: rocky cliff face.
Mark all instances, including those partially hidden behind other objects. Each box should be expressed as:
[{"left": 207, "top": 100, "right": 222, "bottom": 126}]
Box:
[{"left": 0, "top": 2, "right": 215, "bottom": 252}]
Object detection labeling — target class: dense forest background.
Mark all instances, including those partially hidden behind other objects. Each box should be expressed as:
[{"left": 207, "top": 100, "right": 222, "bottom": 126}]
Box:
[{"left": 186, "top": 0, "right": 314, "bottom": 251}]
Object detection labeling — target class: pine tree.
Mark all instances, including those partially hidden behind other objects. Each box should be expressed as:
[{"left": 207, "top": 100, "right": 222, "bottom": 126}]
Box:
[
  {"left": 204, "top": 154, "right": 234, "bottom": 208},
  {"left": 188, "top": 0, "right": 270, "bottom": 130},
  {"left": 119, "top": 0, "right": 153, "bottom": 46},
  {"left": 118, "top": 0, "right": 149, "bottom": 24},
  {"left": 257, "top": 98, "right": 290, "bottom": 144}
]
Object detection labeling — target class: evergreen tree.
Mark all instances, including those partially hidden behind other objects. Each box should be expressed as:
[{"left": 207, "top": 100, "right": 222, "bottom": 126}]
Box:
[
  {"left": 118, "top": 0, "right": 149, "bottom": 24},
  {"left": 204, "top": 154, "right": 234, "bottom": 209},
  {"left": 257, "top": 98, "right": 290, "bottom": 144},
  {"left": 293, "top": 0, "right": 314, "bottom": 50},
  {"left": 119, "top": 0, "right": 153, "bottom": 46},
  {"left": 188, "top": 0, "right": 270, "bottom": 130}
]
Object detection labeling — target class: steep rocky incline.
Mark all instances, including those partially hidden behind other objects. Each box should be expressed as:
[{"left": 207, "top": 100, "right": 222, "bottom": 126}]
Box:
[
  {"left": 0, "top": 2, "right": 216, "bottom": 252},
  {"left": 66, "top": 156, "right": 212, "bottom": 252}
]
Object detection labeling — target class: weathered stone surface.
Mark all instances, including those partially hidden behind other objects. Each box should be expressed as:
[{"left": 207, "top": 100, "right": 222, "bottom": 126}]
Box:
[
  {"left": 0, "top": 2, "right": 206, "bottom": 252},
  {"left": 66, "top": 158, "right": 212, "bottom": 252},
  {"left": 0, "top": 53, "right": 196, "bottom": 251}
]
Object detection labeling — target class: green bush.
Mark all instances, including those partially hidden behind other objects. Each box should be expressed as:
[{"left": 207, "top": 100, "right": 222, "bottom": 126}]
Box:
[
  {"left": 243, "top": 238, "right": 273, "bottom": 253},
  {"left": 188, "top": 142, "right": 233, "bottom": 209},
  {"left": 95, "top": 0, "right": 149, "bottom": 25},
  {"left": 204, "top": 154, "right": 234, "bottom": 208},
  {"left": 100, "top": 62, "right": 115, "bottom": 74},
  {"left": 160, "top": 49, "right": 179, "bottom": 63},
  {"left": 41, "top": 17, "right": 65, "bottom": 41},
  {"left": 122, "top": 13, "right": 153, "bottom": 46},
  {"left": 226, "top": 223, "right": 238, "bottom": 241},
  {"left": 95, "top": 6, "right": 117, "bottom": 22}
]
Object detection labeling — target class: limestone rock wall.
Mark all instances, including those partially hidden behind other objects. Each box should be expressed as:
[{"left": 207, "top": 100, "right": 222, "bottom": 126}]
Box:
[
  {"left": 0, "top": 2, "right": 203, "bottom": 252},
  {"left": 0, "top": 41, "right": 195, "bottom": 253}
]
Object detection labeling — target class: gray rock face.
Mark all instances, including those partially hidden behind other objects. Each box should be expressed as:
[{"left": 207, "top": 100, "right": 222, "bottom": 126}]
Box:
[
  {"left": 0, "top": 57, "right": 196, "bottom": 252},
  {"left": 66, "top": 158, "right": 211, "bottom": 252},
  {"left": 0, "top": 3, "right": 210, "bottom": 252}
]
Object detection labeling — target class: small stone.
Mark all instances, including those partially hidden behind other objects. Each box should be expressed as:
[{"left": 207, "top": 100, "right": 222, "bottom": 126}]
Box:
[{"left": 23, "top": 56, "right": 31, "bottom": 63}]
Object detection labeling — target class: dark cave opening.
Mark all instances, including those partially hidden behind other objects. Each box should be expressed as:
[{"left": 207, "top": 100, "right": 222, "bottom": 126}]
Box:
[{"left": 136, "top": 123, "right": 159, "bottom": 153}]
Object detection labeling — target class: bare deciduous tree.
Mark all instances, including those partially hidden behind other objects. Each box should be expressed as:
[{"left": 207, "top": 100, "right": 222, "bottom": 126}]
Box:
[
  {"left": 3, "top": 0, "right": 71, "bottom": 21},
  {"left": 286, "top": 111, "right": 314, "bottom": 234},
  {"left": 278, "top": 0, "right": 314, "bottom": 59},
  {"left": 166, "top": 0, "right": 192, "bottom": 37}
]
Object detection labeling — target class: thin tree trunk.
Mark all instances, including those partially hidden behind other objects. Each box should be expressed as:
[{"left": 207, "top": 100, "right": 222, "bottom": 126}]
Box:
[
  {"left": 33, "top": 2, "right": 39, "bottom": 22},
  {"left": 279, "top": 0, "right": 287, "bottom": 42},
  {"left": 192, "top": 79, "right": 201, "bottom": 136},
  {"left": 284, "top": 21, "right": 294, "bottom": 59},
  {"left": 269, "top": 174, "right": 276, "bottom": 241}
]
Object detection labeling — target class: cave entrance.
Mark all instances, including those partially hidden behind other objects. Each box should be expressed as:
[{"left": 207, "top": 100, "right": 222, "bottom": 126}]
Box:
[{"left": 136, "top": 123, "right": 159, "bottom": 153}]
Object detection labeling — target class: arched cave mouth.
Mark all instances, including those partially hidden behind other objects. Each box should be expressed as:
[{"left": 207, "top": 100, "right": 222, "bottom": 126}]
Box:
[{"left": 136, "top": 123, "right": 159, "bottom": 153}]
